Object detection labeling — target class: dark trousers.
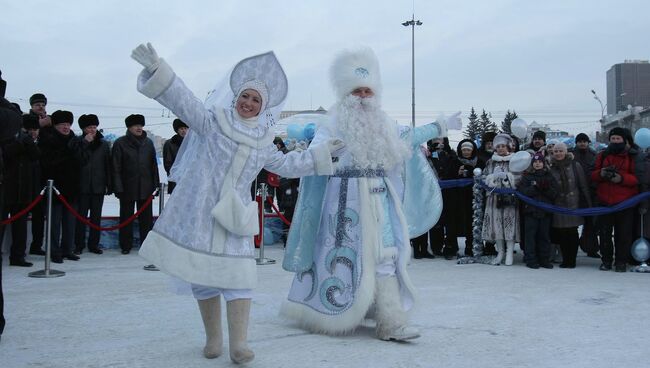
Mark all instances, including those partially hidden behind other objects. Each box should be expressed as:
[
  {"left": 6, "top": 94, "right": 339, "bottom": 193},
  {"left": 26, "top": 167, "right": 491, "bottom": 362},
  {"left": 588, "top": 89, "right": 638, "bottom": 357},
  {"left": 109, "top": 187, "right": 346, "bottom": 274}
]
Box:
[
  {"left": 524, "top": 215, "right": 552, "bottom": 265},
  {"left": 579, "top": 216, "right": 599, "bottom": 255},
  {"left": 119, "top": 198, "right": 153, "bottom": 251},
  {"left": 553, "top": 226, "right": 579, "bottom": 267},
  {"left": 50, "top": 199, "right": 77, "bottom": 258},
  {"left": 0, "top": 203, "right": 29, "bottom": 261},
  {"left": 30, "top": 201, "right": 45, "bottom": 251},
  {"left": 1, "top": 189, "right": 6, "bottom": 336},
  {"left": 75, "top": 193, "right": 105, "bottom": 251},
  {"left": 598, "top": 207, "right": 635, "bottom": 266}
]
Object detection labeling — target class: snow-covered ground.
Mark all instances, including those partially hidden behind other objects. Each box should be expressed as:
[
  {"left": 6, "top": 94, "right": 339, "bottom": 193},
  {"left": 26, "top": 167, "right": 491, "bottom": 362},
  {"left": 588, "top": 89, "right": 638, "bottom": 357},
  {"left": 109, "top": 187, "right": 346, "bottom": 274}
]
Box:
[{"left": 1, "top": 245, "right": 648, "bottom": 368}]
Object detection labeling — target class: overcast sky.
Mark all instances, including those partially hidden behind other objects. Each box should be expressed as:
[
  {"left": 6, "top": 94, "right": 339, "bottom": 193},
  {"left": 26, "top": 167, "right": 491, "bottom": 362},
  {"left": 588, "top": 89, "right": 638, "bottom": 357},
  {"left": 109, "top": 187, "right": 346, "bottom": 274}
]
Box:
[{"left": 2, "top": 0, "right": 648, "bottom": 138}]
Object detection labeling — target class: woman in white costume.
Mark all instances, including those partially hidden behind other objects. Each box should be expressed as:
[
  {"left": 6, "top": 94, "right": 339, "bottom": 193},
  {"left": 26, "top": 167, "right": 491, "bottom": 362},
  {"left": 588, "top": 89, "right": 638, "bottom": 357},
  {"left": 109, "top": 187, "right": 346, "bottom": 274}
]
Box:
[{"left": 131, "top": 43, "right": 342, "bottom": 364}]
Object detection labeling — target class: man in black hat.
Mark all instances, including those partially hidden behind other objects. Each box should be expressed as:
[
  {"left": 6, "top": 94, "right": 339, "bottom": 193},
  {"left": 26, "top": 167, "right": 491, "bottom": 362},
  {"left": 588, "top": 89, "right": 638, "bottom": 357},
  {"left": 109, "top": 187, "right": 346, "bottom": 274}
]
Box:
[
  {"left": 38, "top": 110, "right": 82, "bottom": 263},
  {"left": 112, "top": 114, "right": 159, "bottom": 254},
  {"left": 525, "top": 130, "right": 546, "bottom": 153},
  {"left": 592, "top": 127, "right": 638, "bottom": 272},
  {"left": 25, "top": 94, "right": 49, "bottom": 256},
  {"left": 477, "top": 131, "right": 497, "bottom": 163},
  {"left": 28, "top": 93, "right": 51, "bottom": 128},
  {"left": 163, "top": 118, "right": 188, "bottom": 194},
  {"left": 570, "top": 133, "right": 599, "bottom": 257},
  {"left": 0, "top": 114, "right": 41, "bottom": 267},
  {"left": 71, "top": 114, "right": 112, "bottom": 255}
]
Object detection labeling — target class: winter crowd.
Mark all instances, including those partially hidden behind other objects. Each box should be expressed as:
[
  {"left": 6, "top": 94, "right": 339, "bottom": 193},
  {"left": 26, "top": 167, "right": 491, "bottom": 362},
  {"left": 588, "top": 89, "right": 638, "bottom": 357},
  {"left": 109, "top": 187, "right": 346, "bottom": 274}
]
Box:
[
  {"left": 0, "top": 90, "right": 195, "bottom": 265},
  {"left": 413, "top": 128, "right": 647, "bottom": 273}
]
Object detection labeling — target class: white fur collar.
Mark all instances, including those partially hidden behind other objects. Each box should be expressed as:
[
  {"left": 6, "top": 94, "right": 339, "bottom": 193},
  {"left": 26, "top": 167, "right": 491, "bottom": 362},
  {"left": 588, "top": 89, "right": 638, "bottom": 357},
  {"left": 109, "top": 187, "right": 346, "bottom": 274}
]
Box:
[{"left": 490, "top": 153, "right": 513, "bottom": 162}]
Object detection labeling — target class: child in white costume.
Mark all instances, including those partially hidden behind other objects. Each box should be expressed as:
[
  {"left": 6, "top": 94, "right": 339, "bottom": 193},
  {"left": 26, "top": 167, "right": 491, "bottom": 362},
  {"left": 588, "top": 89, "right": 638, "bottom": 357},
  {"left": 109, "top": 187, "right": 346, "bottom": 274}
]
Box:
[{"left": 131, "top": 43, "right": 342, "bottom": 364}]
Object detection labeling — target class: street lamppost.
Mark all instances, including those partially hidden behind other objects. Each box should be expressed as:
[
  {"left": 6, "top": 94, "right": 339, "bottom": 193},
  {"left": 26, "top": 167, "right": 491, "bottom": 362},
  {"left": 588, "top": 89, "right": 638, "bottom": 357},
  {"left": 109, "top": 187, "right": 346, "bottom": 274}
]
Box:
[
  {"left": 591, "top": 89, "right": 605, "bottom": 119},
  {"left": 403, "top": 15, "right": 422, "bottom": 128}
]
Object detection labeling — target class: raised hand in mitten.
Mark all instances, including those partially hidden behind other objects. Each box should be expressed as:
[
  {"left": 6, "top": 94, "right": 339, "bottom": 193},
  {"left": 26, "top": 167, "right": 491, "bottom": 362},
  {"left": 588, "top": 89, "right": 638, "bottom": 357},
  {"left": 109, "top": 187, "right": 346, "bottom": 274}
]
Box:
[{"left": 131, "top": 43, "right": 161, "bottom": 73}]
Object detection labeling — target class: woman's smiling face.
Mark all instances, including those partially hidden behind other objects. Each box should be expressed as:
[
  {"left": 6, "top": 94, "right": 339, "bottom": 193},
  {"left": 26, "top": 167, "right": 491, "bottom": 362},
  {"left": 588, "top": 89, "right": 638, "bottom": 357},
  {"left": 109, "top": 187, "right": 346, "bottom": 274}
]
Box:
[{"left": 236, "top": 89, "right": 262, "bottom": 119}]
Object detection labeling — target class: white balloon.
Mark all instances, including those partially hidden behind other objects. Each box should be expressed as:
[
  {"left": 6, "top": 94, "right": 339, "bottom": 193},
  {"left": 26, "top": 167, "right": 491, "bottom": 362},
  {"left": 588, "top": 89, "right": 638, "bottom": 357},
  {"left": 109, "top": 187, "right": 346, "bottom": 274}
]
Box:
[
  {"left": 511, "top": 118, "right": 528, "bottom": 139},
  {"left": 509, "top": 151, "right": 532, "bottom": 173}
]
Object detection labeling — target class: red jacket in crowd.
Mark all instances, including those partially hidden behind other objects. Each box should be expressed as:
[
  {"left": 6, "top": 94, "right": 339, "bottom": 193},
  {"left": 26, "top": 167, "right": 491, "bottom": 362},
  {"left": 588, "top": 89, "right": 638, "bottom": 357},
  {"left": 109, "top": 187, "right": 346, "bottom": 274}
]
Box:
[{"left": 591, "top": 151, "right": 638, "bottom": 205}]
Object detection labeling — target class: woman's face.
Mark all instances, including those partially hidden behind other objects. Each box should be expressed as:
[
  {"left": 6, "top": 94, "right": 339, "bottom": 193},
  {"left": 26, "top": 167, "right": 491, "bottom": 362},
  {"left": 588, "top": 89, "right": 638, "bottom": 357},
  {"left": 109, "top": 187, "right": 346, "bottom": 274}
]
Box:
[
  {"left": 553, "top": 148, "right": 567, "bottom": 161},
  {"left": 236, "top": 89, "right": 262, "bottom": 119},
  {"left": 461, "top": 147, "right": 473, "bottom": 158},
  {"left": 495, "top": 144, "right": 509, "bottom": 156}
]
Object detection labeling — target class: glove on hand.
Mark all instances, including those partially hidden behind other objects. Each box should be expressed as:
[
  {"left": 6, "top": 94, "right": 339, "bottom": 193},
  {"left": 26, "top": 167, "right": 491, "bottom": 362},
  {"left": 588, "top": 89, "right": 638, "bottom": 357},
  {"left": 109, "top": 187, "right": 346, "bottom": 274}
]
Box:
[
  {"left": 327, "top": 139, "right": 346, "bottom": 157},
  {"left": 131, "top": 43, "right": 161, "bottom": 73}
]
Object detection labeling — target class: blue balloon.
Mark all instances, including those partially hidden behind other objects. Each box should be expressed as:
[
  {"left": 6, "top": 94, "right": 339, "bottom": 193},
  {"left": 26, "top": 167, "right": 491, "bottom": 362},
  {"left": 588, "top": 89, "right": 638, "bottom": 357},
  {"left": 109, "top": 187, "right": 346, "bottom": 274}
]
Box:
[
  {"left": 635, "top": 128, "right": 650, "bottom": 149},
  {"left": 303, "top": 122, "right": 316, "bottom": 141},
  {"left": 287, "top": 124, "right": 305, "bottom": 141}
]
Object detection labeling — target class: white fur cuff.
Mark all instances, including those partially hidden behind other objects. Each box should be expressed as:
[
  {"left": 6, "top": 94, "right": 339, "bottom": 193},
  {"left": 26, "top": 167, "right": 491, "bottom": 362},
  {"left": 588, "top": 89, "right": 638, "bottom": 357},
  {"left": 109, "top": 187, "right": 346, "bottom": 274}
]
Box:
[
  {"left": 137, "top": 59, "right": 175, "bottom": 99},
  {"left": 311, "top": 143, "right": 334, "bottom": 176}
]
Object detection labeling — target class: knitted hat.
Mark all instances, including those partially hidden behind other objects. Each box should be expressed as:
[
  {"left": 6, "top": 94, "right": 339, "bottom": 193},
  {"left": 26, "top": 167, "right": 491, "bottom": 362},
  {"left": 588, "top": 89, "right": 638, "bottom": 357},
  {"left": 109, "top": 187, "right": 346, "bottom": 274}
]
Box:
[
  {"left": 51, "top": 110, "right": 73, "bottom": 125},
  {"left": 125, "top": 114, "right": 145, "bottom": 127},
  {"left": 22, "top": 114, "right": 40, "bottom": 130},
  {"left": 532, "top": 151, "right": 545, "bottom": 163},
  {"left": 172, "top": 118, "right": 188, "bottom": 133},
  {"left": 78, "top": 114, "right": 99, "bottom": 129},
  {"left": 532, "top": 130, "right": 546, "bottom": 141},
  {"left": 29, "top": 93, "right": 47, "bottom": 106},
  {"left": 609, "top": 127, "right": 627, "bottom": 143},
  {"left": 575, "top": 133, "right": 590, "bottom": 143}
]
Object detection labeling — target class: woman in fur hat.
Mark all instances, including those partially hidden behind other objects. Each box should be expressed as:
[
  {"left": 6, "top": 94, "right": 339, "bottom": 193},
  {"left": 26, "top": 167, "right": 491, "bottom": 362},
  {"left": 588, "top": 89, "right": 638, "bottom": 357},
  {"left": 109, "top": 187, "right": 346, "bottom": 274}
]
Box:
[{"left": 482, "top": 133, "right": 522, "bottom": 265}]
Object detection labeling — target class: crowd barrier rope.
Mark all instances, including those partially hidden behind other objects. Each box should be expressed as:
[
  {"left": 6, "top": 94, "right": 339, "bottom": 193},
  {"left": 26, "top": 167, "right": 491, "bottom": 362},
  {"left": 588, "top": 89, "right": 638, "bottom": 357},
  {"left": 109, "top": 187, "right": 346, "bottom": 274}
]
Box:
[
  {"left": 1, "top": 189, "right": 45, "bottom": 225},
  {"left": 436, "top": 177, "right": 650, "bottom": 216},
  {"left": 55, "top": 187, "right": 157, "bottom": 231}
]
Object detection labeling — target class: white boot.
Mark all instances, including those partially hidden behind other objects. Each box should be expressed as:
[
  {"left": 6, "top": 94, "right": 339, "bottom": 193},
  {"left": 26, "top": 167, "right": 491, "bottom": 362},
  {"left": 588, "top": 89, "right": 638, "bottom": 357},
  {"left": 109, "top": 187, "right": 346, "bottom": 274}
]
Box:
[
  {"left": 505, "top": 241, "right": 514, "bottom": 266},
  {"left": 197, "top": 297, "right": 222, "bottom": 359},
  {"left": 227, "top": 299, "right": 255, "bottom": 364},
  {"left": 491, "top": 240, "right": 505, "bottom": 265},
  {"left": 375, "top": 276, "right": 420, "bottom": 342}
]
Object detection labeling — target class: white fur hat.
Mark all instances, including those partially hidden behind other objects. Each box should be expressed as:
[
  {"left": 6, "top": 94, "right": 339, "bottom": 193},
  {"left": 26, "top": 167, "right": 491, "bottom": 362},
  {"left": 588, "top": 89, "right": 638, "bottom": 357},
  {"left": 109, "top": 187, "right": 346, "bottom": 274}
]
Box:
[{"left": 330, "top": 47, "right": 382, "bottom": 100}]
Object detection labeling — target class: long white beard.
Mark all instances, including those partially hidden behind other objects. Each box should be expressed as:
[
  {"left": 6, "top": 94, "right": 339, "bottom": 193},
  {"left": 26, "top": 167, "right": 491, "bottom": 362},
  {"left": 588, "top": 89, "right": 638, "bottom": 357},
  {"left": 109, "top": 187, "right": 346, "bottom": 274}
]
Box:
[{"left": 334, "top": 95, "right": 411, "bottom": 170}]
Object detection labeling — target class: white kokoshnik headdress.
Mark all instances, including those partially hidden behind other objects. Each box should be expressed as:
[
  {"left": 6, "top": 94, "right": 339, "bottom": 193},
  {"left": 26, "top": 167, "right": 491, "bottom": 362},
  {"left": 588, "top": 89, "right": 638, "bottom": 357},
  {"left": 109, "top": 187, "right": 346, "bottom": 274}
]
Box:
[{"left": 204, "top": 51, "right": 288, "bottom": 128}]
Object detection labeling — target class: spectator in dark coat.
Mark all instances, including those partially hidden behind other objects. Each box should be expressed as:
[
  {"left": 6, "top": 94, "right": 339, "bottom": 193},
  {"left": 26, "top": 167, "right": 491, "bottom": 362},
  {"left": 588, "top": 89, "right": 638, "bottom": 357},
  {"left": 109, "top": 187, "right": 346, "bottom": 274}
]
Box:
[
  {"left": 524, "top": 130, "right": 546, "bottom": 154},
  {"left": 72, "top": 114, "right": 112, "bottom": 255},
  {"left": 477, "top": 131, "right": 497, "bottom": 163},
  {"left": 592, "top": 127, "right": 638, "bottom": 272},
  {"left": 570, "top": 133, "right": 599, "bottom": 257},
  {"left": 162, "top": 118, "right": 188, "bottom": 194},
  {"left": 0, "top": 115, "right": 41, "bottom": 266},
  {"left": 25, "top": 94, "right": 49, "bottom": 256},
  {"left": 549, "top": 143, "right": 591, "bottom": 268},
  {"left": 38, "top": 110, "right": 82, "bottom": 263},
  {"left": 1, "top": 72, "right": 25, "bottom": 338},
  {"left": 448, "top": 139, "right": 485, "bottom": 257},
  {"left": 518, "top": 152, "right": 558, "bottom": 269},
  {"left": 112, "top": 114, "right": 159, "bottom": 254}
]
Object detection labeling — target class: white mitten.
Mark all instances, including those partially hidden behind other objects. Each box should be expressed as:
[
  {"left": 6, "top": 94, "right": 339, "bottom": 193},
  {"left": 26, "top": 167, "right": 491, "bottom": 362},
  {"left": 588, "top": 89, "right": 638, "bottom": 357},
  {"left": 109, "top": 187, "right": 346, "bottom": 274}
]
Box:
[
  {"left": 446, "top": 111, "right": 462, "bottom": 131},
  {"left": 131, "top": 42, "right": 161, "bottom": 73},
  {"left": 494, "top": 172, "right": 508, "bottom": 180},
  {"left": 327, "top": 139, "right": 346, "bottom": 157}
]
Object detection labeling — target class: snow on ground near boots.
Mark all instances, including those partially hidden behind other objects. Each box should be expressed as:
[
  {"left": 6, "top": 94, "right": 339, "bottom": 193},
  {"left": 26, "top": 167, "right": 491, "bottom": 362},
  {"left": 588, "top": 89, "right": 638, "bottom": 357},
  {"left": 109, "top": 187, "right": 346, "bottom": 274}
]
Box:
[{"left": 1, "top": 245, "right": 648, "bottom": 368}]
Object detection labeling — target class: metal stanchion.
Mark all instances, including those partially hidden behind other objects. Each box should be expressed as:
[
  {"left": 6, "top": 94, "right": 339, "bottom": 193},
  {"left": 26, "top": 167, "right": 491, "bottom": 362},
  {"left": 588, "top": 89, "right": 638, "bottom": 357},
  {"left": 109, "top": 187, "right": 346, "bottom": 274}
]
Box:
[
  {"left": 256, "top": 183, "right": 275, "bottom": 265},
  {"left": 144, "top": 184, "right": 165, "bottom": 272},
  {"left": 29, "top": 180, "right": 65, "bottom": 278}
]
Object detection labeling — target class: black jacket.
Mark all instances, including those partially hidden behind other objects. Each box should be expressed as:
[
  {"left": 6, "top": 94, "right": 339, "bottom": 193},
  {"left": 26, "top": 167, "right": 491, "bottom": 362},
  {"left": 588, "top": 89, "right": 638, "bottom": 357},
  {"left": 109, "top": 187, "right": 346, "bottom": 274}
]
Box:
[
  {"left": 518, "top": 168, "right": 558, "bottom": 219},
  {"left": 0, "top": 97, "right": 23, "bottom": 185},
  {"left": 71, "top": 132, "right": 112, "bottom": 195},
  {"left": 1, "top": 131, "right": 40, "bottom": 205},
  {"left": 162, "top": 134, "right": 183, "bottom": 194},
  {"left": 38, "top": 127, "right": 81, "bottom": 199},
  {"left": 111, "top": 130, "right": 160, "bottom": 201}
]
